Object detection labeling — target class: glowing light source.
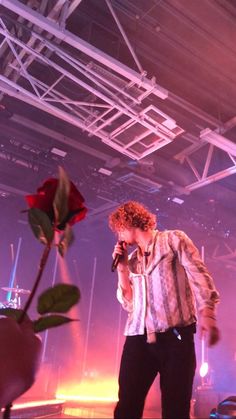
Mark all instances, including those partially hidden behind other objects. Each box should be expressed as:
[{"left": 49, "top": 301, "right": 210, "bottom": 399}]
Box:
[
  {"left": 56, "top": 377, "right": 118, "bottom": 404},
  {"left": 199, "top": 362, "right": 209, "bottom": 378},
  {"left": 51, "top": 147, "right": 67, "bottom": 157},
  {"left": 11, "top": 399, "right": 65, "bottom": 409},
  {"left": 200, "top": 336, "right": 209, "bottom": 379},
  {"left": 98, "top": 167, "right": 112, "bottom": 176},
  {"left": 172, "top": 197, "right": 184, "bottom": 205},
  {"left": 57, "top": 394, "right": 116, "bottom": 403}
]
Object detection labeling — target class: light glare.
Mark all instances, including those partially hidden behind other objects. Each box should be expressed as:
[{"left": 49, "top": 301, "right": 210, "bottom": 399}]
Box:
[{"left": 199, "top": 362, "right": 209, "bottom": 378}]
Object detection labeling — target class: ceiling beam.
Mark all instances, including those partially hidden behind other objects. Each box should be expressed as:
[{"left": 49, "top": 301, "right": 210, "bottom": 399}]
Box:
[
  {"left": 0, "top": 0, "right": 168, "bottom": 100},
  {"left": 0, "top": 182, "right": 29, "bottom": 196},
  {"left": 186, "top": 164, "right": 236, "bottom": 191}
]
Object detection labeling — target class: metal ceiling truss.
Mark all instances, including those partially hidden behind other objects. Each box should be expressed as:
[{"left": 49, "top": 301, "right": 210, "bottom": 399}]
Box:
[
  {"left": 1, "top": 0, "right": 235, "bottom": 192},
  {"left": 211, "top": 242, "right": 236, "bottom": 271},
  {"left": 0, "top": 0, "right": 184, "bottom": 160},
  {"left": 176, "top": 128, "right": 236, "bottom": 191},
  {"left": 0, "top": 0, "right": 80, "bottom": 94}
]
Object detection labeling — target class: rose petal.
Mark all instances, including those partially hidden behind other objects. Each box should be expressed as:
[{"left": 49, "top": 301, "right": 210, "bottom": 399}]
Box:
[
  {"left": 25, "top": 178, "right": 87, "bottom": 229},
  {"left": 26, "top": 179, "right": 58, "bottom": 213},
  {"left": 68, "top": 182, "right": 85, "bottom": 211},
  {"left": 68, "top": 207, "right": 87, "bottom": 226}
]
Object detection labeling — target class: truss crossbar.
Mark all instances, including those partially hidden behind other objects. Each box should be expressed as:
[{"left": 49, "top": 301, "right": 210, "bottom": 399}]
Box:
[
  {"left": 182, "top": 128, "right": 236, "bottom": 189},
  {"left": 186, "top": 164, "right": 236, "bottom": 191}
]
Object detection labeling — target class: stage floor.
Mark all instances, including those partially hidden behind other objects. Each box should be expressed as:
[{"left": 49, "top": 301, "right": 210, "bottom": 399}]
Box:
[
  {"left": 1, "top": 393, "right": 220, "bottom": 418},
  {"left": 1, "top": 399, "right": 161, "bottom": 419}
]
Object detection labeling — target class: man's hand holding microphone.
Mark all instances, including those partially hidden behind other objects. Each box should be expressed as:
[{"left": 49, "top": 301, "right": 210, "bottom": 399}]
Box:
[{"left": 112, "top": 241, "right": 132, "bottom": 302}]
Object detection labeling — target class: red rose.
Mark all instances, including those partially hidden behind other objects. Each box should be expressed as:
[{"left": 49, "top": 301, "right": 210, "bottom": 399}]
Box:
[{"left": 26, "top": 178, "right": 87, "bottom": 229}]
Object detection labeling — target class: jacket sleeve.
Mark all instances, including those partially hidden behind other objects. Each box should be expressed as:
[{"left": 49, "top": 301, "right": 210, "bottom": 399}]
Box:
[
  {"left": 170, "top": 230, "right": 220, "bottom": 312},
  {"left": 116, "top": 250, "right": 137, "bottom": 312},
  {"left": 116, "top": 280, "right": 133, "bottom": 312}
]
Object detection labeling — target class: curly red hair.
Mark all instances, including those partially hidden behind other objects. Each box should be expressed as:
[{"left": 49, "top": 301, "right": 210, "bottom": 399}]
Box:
[{"left": 109, "top": 201, "right": 156, "bottom": 232}]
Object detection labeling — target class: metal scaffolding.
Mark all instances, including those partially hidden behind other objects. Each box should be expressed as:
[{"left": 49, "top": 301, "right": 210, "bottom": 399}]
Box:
[
  {"left": 0, "top": 0, "right": 185, "bottom": 160},
  {"left": 0, "top": 0, "right": 236, "bottom": 189}
]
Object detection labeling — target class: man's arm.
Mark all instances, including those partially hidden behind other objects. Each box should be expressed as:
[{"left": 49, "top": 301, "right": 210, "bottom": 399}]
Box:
[
  {"left": 198, "top": 306, "right": 220, "bottom": 346},
  {"left": 171, "top": 230, "right": 220, "bottom": 346},
  {"left": 112, "top": 242, "right": 133, "bottom": 308},
  {"left": 117, "top": 266, "right": 132, "bottom": 302}
]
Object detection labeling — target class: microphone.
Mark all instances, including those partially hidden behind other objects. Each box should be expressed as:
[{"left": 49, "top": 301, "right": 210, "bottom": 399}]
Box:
[{"left": 111, "top": 241, "right": 125, "bottom": 272}]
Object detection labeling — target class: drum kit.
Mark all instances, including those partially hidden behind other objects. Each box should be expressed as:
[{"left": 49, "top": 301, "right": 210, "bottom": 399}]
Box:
[{"left": 0, "top": 286, "right": 30, "bottom": 309}]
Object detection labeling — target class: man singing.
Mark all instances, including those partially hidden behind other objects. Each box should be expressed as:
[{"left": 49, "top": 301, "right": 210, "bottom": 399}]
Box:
[{"left": 109, "top": 201, "right": 220, "bottom": 419}]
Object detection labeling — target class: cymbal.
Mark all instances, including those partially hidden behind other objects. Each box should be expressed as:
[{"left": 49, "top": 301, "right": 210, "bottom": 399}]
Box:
[
  {"left": 1, "top": 287, "right": 31, "bottom": 295},
  {"left": 0, "top": 301, "right": 17, "bottom": 308}
]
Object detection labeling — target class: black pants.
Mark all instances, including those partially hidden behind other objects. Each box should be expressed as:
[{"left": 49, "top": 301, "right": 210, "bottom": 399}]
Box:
[{"left": 114, "top": 324, "right": 196, "bottom": 419}]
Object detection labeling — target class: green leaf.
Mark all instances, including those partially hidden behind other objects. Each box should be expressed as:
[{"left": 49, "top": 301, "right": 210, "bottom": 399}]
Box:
[
  {"left": 0, "top": 308, "right": 30, "bottom": 322},
  {"left": 53, "top": 166, "right": 70, "bottom": 225},
  {"left": 33, "top": 314, "right": 77, "bottom": 333},
  {"left": 28, "top": 208, "right": 54, "bottom": 244},
  {"left": 37, "top": 283, "right": 80, "bottom": 315},
  {"left": 58, "top": 224, "right": 74, "bottom": 257}
]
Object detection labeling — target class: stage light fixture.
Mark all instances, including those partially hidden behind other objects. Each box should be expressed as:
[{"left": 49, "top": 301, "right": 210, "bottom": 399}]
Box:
[
  {"left": 98, "top": 167, "right": 112, "bottom": 176},
  {"left": 172, "top": 197, "right": 184, "bottom": 205},
  {"left": 199, "top": 361, "right": 209, "bottom": 378},
  {"left": 51, "top": 147, "right": 67, "bottom": 157}
]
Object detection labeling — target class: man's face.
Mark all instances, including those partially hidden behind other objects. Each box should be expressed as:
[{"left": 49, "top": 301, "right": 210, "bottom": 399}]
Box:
[{"left": 117, "top": 227, "right": 136, "bottom": 246}]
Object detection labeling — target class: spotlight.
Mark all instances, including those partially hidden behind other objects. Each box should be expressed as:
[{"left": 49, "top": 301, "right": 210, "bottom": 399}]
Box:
[{"left": 200, "top": 362, "right": 209, "bottom": 378}]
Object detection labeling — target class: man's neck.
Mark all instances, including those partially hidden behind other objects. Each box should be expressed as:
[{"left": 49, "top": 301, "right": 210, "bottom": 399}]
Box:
[{"left": 136, "top": 229, "right": 156, "bottom": 254}]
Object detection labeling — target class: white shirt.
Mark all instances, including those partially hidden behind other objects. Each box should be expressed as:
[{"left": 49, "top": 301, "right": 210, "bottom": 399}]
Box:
[{"left": 117, "top": 229, "right": 219, "bottom": 336}]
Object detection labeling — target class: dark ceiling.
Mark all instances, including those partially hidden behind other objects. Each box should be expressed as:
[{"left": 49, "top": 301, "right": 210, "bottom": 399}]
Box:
[{"left": 0, "top": 0, "right": 236, "bottom": 261}]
